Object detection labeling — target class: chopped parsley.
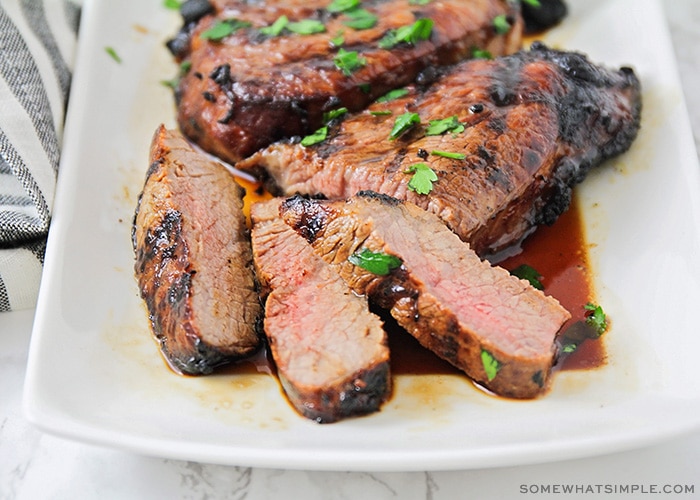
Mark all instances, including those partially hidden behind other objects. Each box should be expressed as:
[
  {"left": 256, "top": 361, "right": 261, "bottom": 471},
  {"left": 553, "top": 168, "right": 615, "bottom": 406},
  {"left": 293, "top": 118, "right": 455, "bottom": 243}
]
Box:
[
  {"left": 343, "top": 8, "right": 378, "bottom": 30},
  {"left": 334, "top": 48, "right": 367, "bottom": 75},
  {"left": 287, "top": 19, "right": 326, "bottom": 35},
  {"left": 389, "top": 111, "right": 420, "bottom": 139},
  {"left": 472, "top": 47, "right": 493, "bottom": 59},
  {"left": 327, "top": 0, "right": 360, "bottom": 13},
  {"left": 330, "top": 30, "right": 345, "bottom": 47},
  {"left": 493, "top": 14, "right": 511, "bottom": 35},
  {"left": 259, "top": 15, "right": 288, "bottom": 36},
  {"left": 376, "top": 88, "right": 409, "bottom": 103},
  {"left": 481, "top": 349, "right": 501, "bottom": 381},
  {"left": 369, "top": 110, "right": 393, "bottom": 116},
  {"left": 509, "top": 264, "right": 544, "bottom": 290},
  {"left": 523, "top": 0, "right": 541, "bottom": 7},
  {"left": 348, "top": 249, "right": 402, "bottom": 275},
  {"left": 408, "top": 0, "right": 432, "bottom": 4},
  {"left": 431, "top": 150, "right": 466, "bottom": 160},
  {"left": 584, "top": 302, "right": 608, "bottom": 335},
  {"left": 425, "top": 115, "right": 464, "bottom": 136},
  {"left": 300, "top": 126, "right": 328, "bottom": 146},
  {"left": 405, "top": 163, "right": 438, "bottom": 194},
  {"left": 378, "top": 18, "right": 434, "bottom": 49},
  {"left": 163, "top": 0, "right": 182, "bottom": 9},
  {"left": 105, "top": 46, "right": 121, "bottom": 63},
  {"left": 323, "top": 107, "right": 348, "bottom": 122},
  {"left": 200, "top": 19, "right": 251, "bottom": 41}
]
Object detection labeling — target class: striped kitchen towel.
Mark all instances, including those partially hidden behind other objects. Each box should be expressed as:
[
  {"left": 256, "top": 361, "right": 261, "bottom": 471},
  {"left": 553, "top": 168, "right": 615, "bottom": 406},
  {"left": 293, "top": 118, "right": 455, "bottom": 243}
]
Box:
[{"left": 0, "top": 0, "right": 80, "bottom": 312}]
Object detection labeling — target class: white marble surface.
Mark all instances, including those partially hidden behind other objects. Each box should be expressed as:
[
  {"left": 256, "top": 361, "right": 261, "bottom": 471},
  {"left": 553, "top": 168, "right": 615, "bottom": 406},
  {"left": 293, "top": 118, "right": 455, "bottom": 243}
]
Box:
[{"left": 3, "top": 1, "right": 700, "bottom": 498}]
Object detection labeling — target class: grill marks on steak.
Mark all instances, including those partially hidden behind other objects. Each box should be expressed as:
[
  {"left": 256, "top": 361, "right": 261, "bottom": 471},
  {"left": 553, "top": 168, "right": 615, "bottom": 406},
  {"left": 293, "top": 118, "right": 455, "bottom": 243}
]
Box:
[
  {"left": 280, "top": 192, "right": 571, "bottom": 398},
  {"left": 171, "top": 0, "right": 523, "bottom": 163},
  {"left": 251, "top": 199, "right": 390, "bottom": 422},
  {"left": 239, "top": 43, "right": 642, "bottom": 257},
  {"left": 132, "top": 125, "right": 262, "bottom": 374}
]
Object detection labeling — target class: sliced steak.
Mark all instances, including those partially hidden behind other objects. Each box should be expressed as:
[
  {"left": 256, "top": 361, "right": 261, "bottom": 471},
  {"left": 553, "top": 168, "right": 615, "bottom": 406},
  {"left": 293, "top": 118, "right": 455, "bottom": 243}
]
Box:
[
  {"left": 170, "top": 0, "right": 523, "bottom": 163},
  {"left": 132, "top": 125, "right": 262, "bottom": 375},
  {"left": 240, "top": 42, "right": 642, "bottom": 257},
  {"left": 251, "top": 199, "right": 390, "bottom": 423},
  {"left": 280, "top": 192, "right": 571, "bottom": 399}
]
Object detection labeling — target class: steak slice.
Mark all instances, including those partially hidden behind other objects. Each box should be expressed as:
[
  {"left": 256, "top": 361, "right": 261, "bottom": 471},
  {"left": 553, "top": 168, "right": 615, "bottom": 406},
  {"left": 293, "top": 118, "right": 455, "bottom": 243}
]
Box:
[
  {"left": 251, "top": 199, "right": 390, "bottom": 423},
  {"left": 240, "top": 42, "right": 642, "bottom": 257},
  {"left": 132, "top": 125, "right": 262, "bottom": 375},
  {"left": 170, "top": 0, "right": 523, "bottom": 163},
  {"left": 280, "top": 192, "right": 571, "bottom": 399}
]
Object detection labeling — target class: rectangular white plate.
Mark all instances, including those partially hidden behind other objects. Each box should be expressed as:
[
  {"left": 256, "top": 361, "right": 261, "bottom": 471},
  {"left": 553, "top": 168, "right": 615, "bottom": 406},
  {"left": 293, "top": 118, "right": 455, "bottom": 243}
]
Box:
[{"left": 23, "top": 0, "right": 700, "bottom": 471}]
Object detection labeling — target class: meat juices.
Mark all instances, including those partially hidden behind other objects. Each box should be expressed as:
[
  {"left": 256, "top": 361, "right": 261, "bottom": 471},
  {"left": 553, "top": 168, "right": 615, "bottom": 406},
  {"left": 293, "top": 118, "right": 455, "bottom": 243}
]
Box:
[
  {"left": 281, "top": 192, "right": 571, "bottom": 398},
  {"left": 251, "top": 199, "right": 390, "bottom": 422},
  {"left": 132, "top": 126, "right": 262, "bottom": 374},
  {"left": 169, "top": 0, "right": 523, "bottom": 163}
]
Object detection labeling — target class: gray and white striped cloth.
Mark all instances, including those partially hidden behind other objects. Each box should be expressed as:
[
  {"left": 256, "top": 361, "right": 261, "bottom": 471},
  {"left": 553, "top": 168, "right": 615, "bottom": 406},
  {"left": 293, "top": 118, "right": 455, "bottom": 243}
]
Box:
[{"left": 0, "top": 0, "right": 80, "bottom": 312}]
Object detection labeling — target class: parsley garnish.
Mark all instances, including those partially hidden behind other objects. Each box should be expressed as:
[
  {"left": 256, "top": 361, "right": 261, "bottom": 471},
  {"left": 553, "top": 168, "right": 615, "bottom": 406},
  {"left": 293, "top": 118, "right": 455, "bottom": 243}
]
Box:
[
  {"left": 405, "top": 163, "right": 438, "bottom": 194},
  {"left": 287, "top": 19, "right": 326, "bottom": 35},
  {"left": 389, "top": 112, "right": 420, "bottom": 139},
  {"left": 327, "top": 0, "right": 360, "bottom": 13},
  {"left": 105, "top": 46, "right": 121, "bottom": 63},
  {"left": 523, "top": 0, "right": 541, "bottom": 7},
  {"left": 260, "top": 15, "right": 288, "bottom": 36},
  {"left": 300, "top": 126, "right": 328, "bottom": 146},
  {"left": 334, "top": 48, "right": 367, "bottom": 75},
  {"left": 376, "top": 88, "right": 409, "bottom": 103},
  {"left": 201, "top": 19, "right": 251, "bottom": 41},
  {"left": 323, "top": 107, "right": 348, "bottom": 122},
  {"left": 425, "top": 115, "right": 464, "bottom": 136},
  {"left": 481, "top": 349, "right": 501, "bottom": 381},
  {"left": 348, "top": 249, "right": 402, "bottom": 275},
  {"left": 472, "top": 47, "right": 493, "bottom": 59},
  {"left": 409, "top": 0, "right": 431, "bottom": 4},
  {"left": 370, "top": 110, "right": 393, "bottom": 116},
  {"left": 163, "top": 0, "right": 182, "bottom": 9},
  {"left": 431, "top": 150, "right": 466, "bottom": 160},
  {"left": 509, "top": 264, "right": 544, "bottom": 290},
  {"left": 343, "top": 8, "right": 378, "bottom": 30},
  {"left": 330, "top": 30, "right": 345, "bottom": 47},
  {"left": 378, "top": 18, "right": 434, "bottom": 49},
  {"left": 493, "top": 14, "right": 511, "bottom": 35},
  {"left": 584, "top": 303, "right": 607, "bottom": 335}
]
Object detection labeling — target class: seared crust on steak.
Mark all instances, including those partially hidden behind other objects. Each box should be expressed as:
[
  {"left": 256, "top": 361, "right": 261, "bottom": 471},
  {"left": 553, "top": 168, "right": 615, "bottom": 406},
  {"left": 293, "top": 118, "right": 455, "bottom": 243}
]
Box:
[
  {"left": 280, "top": 192, "right": 571, "bottom": 398},
  {"left": 240, "top": 43, "right": 642, "bottom": 257},
  {"left": 171, "top": 0, "right": 523, "bottom": 163},
  {"left": 251, "top": 199, "right": 390, "bottom": 423},
  {"left": 132, "top": 125, "right": 262, "bottom": 374}
]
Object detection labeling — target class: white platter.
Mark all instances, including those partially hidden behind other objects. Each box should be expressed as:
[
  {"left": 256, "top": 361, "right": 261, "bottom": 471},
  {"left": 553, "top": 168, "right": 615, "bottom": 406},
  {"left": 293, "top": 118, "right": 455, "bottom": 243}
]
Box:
[{"left": 22, "top": 0, "right": 700, "bottom": 471}]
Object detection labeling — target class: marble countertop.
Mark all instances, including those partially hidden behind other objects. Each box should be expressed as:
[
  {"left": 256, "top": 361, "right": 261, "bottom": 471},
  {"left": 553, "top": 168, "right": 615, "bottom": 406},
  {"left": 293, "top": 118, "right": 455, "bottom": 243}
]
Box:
[{"left": 3, "top": 1, "right": 700, "bottom": 498}]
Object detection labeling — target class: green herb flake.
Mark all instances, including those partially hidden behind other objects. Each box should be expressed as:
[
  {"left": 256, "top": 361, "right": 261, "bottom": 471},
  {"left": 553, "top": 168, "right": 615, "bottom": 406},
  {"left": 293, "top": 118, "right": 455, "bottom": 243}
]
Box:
[
  {"left": 327, "top": 0, "right": 360, "bottom": 13},
  {"left": 163, "top": 0, "right": 182, "bottom": 10},
  {"left": 561, "top": 344, "right": 578, "bottom": 353},
  {"left": 200, "top": 19, "right": 252, "bottom": 41},
  {"left": 584, "top": 302, "right": 608, "bottom": 335},
  {"left": 509, "top": 264, "right": 544, "bottom": 290},
  {"left": 105, "top": 46, "right": 121, "bottom": 63},
  {"left": 330, "top": 30, "right": 345, "bottom": 47},
  {"left": 481, "top": 349, "right": 501, "bottom": 381},
  {"left": 343, "top": 9, "right": 378, "bottom": 30},
  {"left": 348, "top": 248, "right": 402, "bottom": 275},
  {"left": 259, "top": 15, "right": 289, "bottom": 36},
  {"left": 323, "top": 107, "right": 348, "bottom": 122},
  {"left": 404, "top": 163, "right": 438, "bottom": 195},
  {"left": 333, "top": 48, "right": 367, "bottom": 75},
  {"left": 287, "top": 19, "right": 327, "bottom": 35},
  {"left": 493, "top": 14, "right": 511, "bottom": 35},
  {"left": 523, "top": 0, "right": 541, "bottom": 7},
  {"left": 425, "top": 115, "right": 463, "bottom": 136},
  {"left": 300, "top": 126, "right": 328, "bottom": 147},
  {"left": 376, "top": 88, "right": 409, "bottom": 103},
  {"left": 431, "top": 150, "right": 466, "bottom": 160},
  {"left": 369, "top": 110, "right": 393, "bottom": 116},
  {"left": 408, "top": 0, "right": 431, "bottom": 4},
  {"left": 378, "top": 18, "right": 434, "bottom": 49},
  {"left": 472, "top": 47, "right": 493, "bottom": 59},
  {"left": 389, "top": 111, "right": 420, "bottom": 140},
  {"left": 359, "top": 83, "right": 371, "bottom": 93}
]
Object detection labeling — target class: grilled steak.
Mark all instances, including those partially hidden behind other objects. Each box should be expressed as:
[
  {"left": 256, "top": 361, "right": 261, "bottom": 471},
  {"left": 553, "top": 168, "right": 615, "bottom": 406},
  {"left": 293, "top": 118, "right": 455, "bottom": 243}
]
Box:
[
  {"left": 240, "top": 42, "right": 642, "bottom": 257},
  {"left": 170, "top": 0, "right": 523, "bottom": 163},
  {"left": 280, "top": 192, "right": 571, "bottom": 398},
  {"left": 251, "top": 199, "right": 390, "bottom": 422},
  {"left": 132, "top": 125, "right": 262, "bottom": 375}
]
